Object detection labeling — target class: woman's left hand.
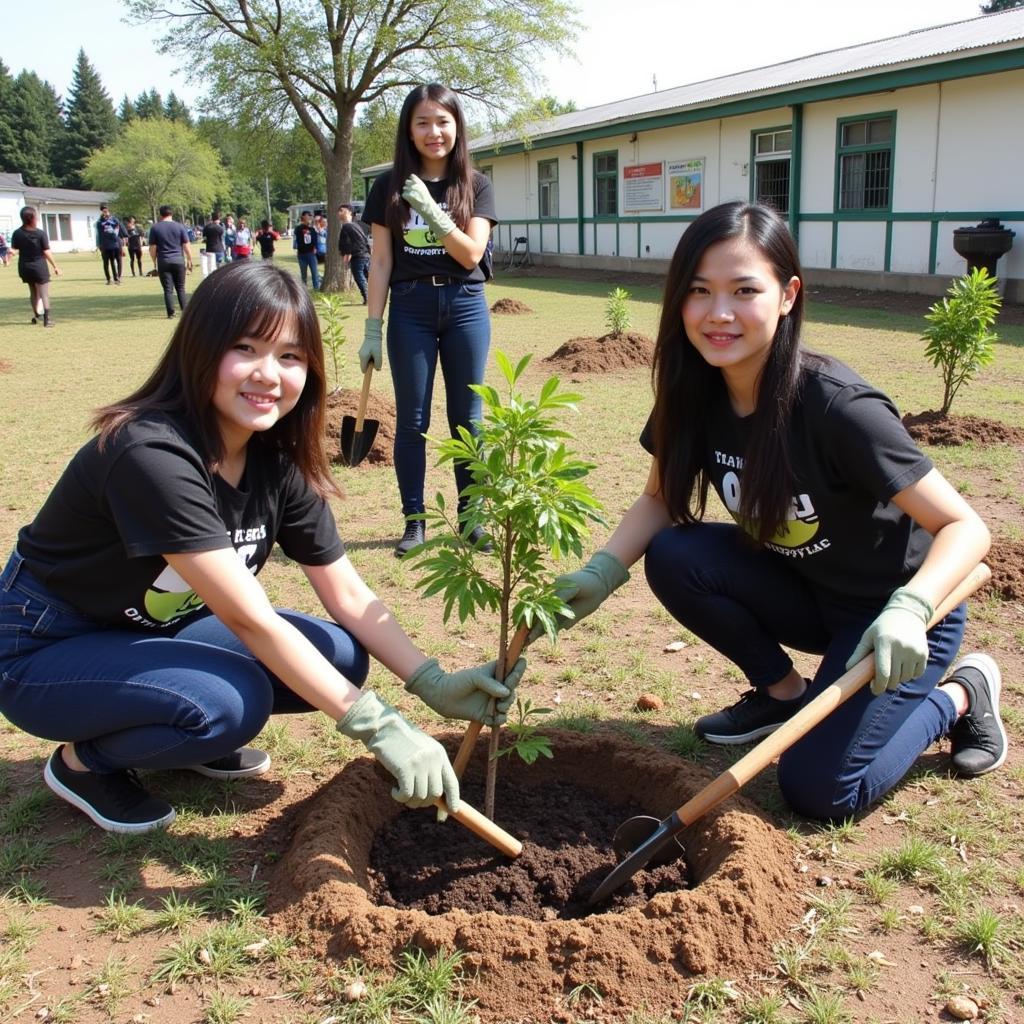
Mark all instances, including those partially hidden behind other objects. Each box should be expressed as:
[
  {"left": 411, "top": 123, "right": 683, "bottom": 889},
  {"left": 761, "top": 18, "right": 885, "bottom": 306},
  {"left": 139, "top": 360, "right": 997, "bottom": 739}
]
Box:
[
  {"left": 402, "top": 175, "right": 455, "bottom": 239},
  {"left": 405, "top": 656, "right": 527, "bottom": 723},
  {"left": 846, "top": 586, "right": 933, "bottom": 695}
]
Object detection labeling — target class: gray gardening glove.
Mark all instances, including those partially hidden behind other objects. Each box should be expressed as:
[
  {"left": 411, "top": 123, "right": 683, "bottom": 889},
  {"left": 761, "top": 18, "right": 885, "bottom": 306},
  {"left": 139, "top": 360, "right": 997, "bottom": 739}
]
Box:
[
  {"left": 359, "top": 318, "right": 383, "bottom": 372},
  {"left": 846, "top": 586, "right": 933, "bottom": 695},
  {"left": 336, "top": 690, "right": 459, "bottom": 816},
  {"left": 405, "top": 656, "right": 527, "bottom": 724},
  {"left": 402, "top": 174, "right": 456, "bottom": 239},
  {"left": 528, "top": 551, "right": 629, "bottom": 642}
]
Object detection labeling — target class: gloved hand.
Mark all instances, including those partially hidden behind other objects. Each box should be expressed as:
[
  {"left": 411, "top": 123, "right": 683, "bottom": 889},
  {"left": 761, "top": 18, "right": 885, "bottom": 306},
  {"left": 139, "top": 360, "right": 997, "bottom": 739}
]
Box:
[
  {"left": 405, "top": 656, "right": 527, "bottom": 724},
  {"left": 528, "top": 551, "right": 629, "bottom": 642},
  {"left": 359, "top": 318, "right": 383, "bottom": 372},
  {"left": 336, "top": 690, "right": 459, "bottom": 815},
  {"left": 846, "top": 586, "right": 933, "bottom": 695},
  {"left": 402, "top": 175, "right": 456, "bottom": 239}
]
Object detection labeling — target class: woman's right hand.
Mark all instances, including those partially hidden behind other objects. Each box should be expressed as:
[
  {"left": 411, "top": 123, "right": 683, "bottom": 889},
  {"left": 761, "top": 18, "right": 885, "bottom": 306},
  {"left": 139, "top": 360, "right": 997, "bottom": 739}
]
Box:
[
  {"left": 335, "top": 690, "right": 459, "bottom": 813},
  {"left": 528, "top": 551, "right": 630, "bottom": 642},
  {"left": 359, "top": 318, "right": 383, "bottom": 372}
]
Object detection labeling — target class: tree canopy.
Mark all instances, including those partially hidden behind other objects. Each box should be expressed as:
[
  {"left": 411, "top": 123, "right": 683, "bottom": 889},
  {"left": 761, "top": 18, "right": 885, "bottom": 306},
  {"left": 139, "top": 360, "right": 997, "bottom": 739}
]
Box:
[{"left": 58, "top": 49, "right": 119, "bottom": 188}]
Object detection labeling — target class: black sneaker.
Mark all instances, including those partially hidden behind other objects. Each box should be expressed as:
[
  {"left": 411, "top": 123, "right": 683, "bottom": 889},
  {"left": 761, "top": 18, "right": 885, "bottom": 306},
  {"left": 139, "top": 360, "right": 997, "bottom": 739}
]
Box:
[
  {"left": 395, "top": 520, "right": 425, "bottom": 558},
  {"left": 948, "top": 654, "right": 1007, "bottom": 777},
  {"left": 463, "top": 524, "right": 493, "bottom": 553},
  {"left": 43, "top": 746, "right": 176, "bottom": 834},
  {"left": 695, "top": 687, "right": 804, "bottom": 745},
  {"left": 185, "top": 747, "right": 271, "bottom": 780}
]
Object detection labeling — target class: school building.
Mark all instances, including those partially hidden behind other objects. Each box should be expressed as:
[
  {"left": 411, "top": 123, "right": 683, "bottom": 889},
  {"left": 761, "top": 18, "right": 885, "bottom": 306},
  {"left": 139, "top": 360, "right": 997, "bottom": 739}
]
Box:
[
  {"left": 460, "top": 8, "right": 1024, "bottom": 300},
  {"left": 0, "top": 173, "right": 116, "bottom": 253}
]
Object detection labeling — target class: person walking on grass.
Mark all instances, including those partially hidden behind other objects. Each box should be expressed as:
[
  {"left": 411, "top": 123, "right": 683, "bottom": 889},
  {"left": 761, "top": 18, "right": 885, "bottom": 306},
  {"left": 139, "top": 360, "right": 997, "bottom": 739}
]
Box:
[
  {"left": 233, "top": 217, "right": 253, "bottom": 260},
  {"left": 223, "top": 215, "right": 236, "bottom": 262},
  {"left": 256, "top": 220, "right": 280, "bottom": 260},
  {"left": 541, "top": 201, "right": 1005, "bottom": 821},
  {"left": 10, "top": 205, "right": 60, "bottom": 328},
  {"left": 96, "top": 204, "right": 127, "bottom": 286},
  {"left": 361, "top": 83, "right": 497, "bottom": 557},
  {"left": 202, "top": 212, "right": 226, "bottom": 268},
  {"left": 293, "top": 211, "right": 319, "bottom": 289},
  {"left": 125, "top": 217, "right": 146, "bottom": 277},
  {"left": 338, "top": 203, "right": 370, "bottom": 304},
  {"left": 149, "top": 205, "right": 193, "bottom": 319},
  {"left": 0, "top": 260, "right": 524, "bottom": 835}
]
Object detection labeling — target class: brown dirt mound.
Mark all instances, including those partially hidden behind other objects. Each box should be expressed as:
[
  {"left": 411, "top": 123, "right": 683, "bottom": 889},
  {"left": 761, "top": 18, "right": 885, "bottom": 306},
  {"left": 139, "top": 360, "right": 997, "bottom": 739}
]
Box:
[
  {"left": 0, "top": 359, "right": 12, "bottom": 374},
  {"left": 902, "top": 410, "right": 1024, "bottom": 447},
  {"left": 490, "top": 297, "right": 533, "bottom": 314},
  {"left": 268, "top": 730, "right": 801, "bottom": 1020},
  {"left": 544, "top": 331, "right": 654, "bottom": 373},
  {"left": 988, "top": 536, "right": 1024, "bottom": 601},
  {"left": 324, "top": 388, "right": 397, "bottom": 467}
]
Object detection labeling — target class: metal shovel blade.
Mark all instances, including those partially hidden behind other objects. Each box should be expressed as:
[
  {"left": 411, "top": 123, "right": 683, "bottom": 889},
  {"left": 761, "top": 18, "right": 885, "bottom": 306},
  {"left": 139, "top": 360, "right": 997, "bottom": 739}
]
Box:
[
  {"left": 339, "top": 415, "right": 379, "bottom": 467},
  {"left": 589, "top": 811, "right": 685, "bottom": 905},
  {"left": 612, "top": 814, "right": 686, "bottom": 865}
]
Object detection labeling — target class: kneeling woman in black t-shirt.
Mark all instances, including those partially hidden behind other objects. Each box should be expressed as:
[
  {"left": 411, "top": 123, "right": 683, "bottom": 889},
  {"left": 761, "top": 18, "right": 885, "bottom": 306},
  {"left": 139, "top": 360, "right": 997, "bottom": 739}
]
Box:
[
  {"left": 536, "top": 202, "right": 1005, "bottom": 820},
  {"left": 0, "top": 260, "right": 522, "bottom": 834}
]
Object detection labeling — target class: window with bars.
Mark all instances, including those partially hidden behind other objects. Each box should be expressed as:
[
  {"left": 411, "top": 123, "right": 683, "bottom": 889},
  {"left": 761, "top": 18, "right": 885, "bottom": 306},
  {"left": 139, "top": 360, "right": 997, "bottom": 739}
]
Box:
[
  {"left": 593, "top": 151, "right": 617, "bottom": 216},
  {"left": 753, "top": 129, "right": 792, "bottom": 214},
  {"left": 837, "top": 114, "right": 894, "bottom": 210},
  {"left": 538, "top": 159, "right": 559, "bottom": 219}
]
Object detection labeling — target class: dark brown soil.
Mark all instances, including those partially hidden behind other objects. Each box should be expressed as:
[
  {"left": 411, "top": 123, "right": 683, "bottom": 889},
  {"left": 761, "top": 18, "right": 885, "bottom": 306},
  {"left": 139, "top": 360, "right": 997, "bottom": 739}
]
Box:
[
  {"left": 902, "top": 409, "right": 1024, "bottom": 447},
  {"left": 988, "top": 536, "right": 1024, "bottom": 601},
  {"left": 324, "top": 387, "right": 398, "bottom": 466},
  {"left": 490, "top": 297, "right": 533, "bottom": 314},
  {"left": 269, "top": 730, "right": 801, "bottom": 1020},
  {"left": 544, "top": 330, "right": 654, "bottom": 373}
]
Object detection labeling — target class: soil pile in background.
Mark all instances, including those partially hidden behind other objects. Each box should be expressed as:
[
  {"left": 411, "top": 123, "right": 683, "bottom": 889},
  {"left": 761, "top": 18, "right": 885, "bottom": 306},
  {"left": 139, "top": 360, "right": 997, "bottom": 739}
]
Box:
[
  {"left": 324, "top": 388, "right": 397, "bottom": 466},
  {"left": 0, "top": 359, "right": 12, "bottom": 374},
  {"left": 269, "top": 730, "right": 800, "bottom": 1020},
  {"left": 902, "top": 410, "right": 1024, "bottom": 447},
  {"left": 490, "top": 297, "right": 533, "bottom": 314},
  {"left": 987, "top": 537, "right": 1024, "bottom": 601},
  {"left": 544, "top": 331, "right": 654, "bottom": 373}
]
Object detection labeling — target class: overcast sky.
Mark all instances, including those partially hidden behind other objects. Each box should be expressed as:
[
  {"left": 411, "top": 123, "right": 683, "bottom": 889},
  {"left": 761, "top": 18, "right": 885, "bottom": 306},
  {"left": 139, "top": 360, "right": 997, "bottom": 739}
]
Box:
[{"left": 3, "top": 0, "right": 989, "bottom": 115}]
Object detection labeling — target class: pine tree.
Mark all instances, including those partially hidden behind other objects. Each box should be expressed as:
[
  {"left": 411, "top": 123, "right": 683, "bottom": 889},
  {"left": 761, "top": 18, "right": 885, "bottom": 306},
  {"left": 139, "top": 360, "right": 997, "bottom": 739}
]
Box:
[
  {"left": 980, "top": 0, "right": 1023, "bottom": 11},
  {"left": 134, "top": 89, "right": 164, "bottom": 120},
  {"left": 56, "top": 50, "right": 118, "bottom": 188},
  {"left": 118, "top": 95, "right": 137, "bottom": 123},
  {"left": 0, "top": 60, "right": 20, "bottom": 172},
  {"left": 11, "top": 72, "right": 65, "bottom": 186},
  {"left": 164, "top": 92, "right": 192, "bottom": 124}
]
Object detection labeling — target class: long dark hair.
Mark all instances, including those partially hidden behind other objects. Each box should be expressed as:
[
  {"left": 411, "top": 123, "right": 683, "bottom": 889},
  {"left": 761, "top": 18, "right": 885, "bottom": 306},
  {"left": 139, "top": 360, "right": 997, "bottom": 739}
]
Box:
[
  {"left": 651, "top": 201, "right": 809, "bottom": 545},
  {"left": 93, "top": 260, "right": 339, "bottom": 499},
  {"left": 384, "top": 83, "right": 474, "bottom": 239}
]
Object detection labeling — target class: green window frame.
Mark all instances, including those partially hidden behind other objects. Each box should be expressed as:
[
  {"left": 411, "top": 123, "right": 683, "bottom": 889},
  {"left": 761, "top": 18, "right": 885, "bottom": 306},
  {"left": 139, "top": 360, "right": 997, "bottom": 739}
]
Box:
[
  {"left": 835, "top": 111, "right": 895, "bottom": 211},
  {"left": 593, "top": 150, "right": 617, "bottom": 216},
  {"left": 751, "top": 126, "right": 792, "bottom": 214},
  {"left": 538, "top": 158, "right": 559, "bottom": 219}
]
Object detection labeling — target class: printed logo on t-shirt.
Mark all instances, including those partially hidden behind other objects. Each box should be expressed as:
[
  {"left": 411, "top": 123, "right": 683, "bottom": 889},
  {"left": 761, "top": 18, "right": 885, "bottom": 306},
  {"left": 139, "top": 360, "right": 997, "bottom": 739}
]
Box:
[{"left": 403, "top": 211, "right": 447, "bottom": 256}]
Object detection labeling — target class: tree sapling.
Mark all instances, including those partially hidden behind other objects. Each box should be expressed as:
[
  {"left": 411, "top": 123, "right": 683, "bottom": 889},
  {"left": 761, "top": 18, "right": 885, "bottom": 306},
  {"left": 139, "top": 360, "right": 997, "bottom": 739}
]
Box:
[{"left": 605, "top": 286, "right": 631, "bottom": 336}]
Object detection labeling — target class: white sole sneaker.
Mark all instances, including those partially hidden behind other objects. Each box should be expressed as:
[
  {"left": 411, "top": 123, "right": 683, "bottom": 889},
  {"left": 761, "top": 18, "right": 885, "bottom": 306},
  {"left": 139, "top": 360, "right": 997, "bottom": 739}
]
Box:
[{"left": 949, "top": 653, "right": 1008, "bottom": 776}]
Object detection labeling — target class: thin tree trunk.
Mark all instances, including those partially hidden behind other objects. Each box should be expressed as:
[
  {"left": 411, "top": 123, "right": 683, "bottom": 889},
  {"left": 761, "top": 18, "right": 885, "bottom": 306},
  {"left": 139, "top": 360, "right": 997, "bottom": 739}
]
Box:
[
  {"left": 484, "top": 611, "right": 511, "bottom": 821},
  {"left": 321, "top": 108, "right": 356, "bottom": 294}
]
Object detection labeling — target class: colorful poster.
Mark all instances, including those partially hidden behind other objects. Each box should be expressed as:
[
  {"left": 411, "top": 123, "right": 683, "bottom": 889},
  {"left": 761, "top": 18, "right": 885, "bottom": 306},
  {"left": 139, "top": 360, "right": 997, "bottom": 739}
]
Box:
[
  {"left": 623, "top": 162, "right": 664, "bottom": 212},
  {"left": 668, "top": 158, "right": 704, "bottom": 211}
]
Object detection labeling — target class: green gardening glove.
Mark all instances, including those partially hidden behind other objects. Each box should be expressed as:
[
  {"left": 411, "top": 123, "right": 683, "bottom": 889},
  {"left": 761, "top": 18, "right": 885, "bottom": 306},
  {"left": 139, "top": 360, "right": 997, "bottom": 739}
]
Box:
[
  {"left": 402, "top": 174, "right": 456, "bottom": 239},
  {"left": 528, "top": 551, "right": 630, "bottom": 643},
  {"left": 358, "top": 318, "right": 383, "bottom": 372},
  {"left": 336, "top": 690, "right": 459, "bottom": 815},
  {"left": 405, "top": 656, "right": 527, "bottom": 724},
  {"left": 846, "top": 586, "right": 933, "bottom": 695}
]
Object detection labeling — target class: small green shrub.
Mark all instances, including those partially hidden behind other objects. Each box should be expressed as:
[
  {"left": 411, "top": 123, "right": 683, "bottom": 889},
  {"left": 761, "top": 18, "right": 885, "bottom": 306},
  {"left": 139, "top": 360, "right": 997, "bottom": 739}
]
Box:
[
  {"left": 315, "top": 291, "right": 349, "bottom": 394},
  {"left": 605, "top": 286, "right": 631, "bottom": 335}
]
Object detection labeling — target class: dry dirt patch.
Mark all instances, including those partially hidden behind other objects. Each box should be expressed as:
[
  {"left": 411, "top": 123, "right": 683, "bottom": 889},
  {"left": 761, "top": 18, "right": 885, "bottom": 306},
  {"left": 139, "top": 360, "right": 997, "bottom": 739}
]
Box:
[{"left": 544, "top": 331, "right": 654, "bottom": 374}]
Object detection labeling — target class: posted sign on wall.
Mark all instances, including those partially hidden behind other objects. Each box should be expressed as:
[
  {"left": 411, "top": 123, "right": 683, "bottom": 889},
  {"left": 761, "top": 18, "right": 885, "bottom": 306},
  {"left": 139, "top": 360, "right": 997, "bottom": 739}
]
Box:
[
  {"left": 668, "top": 158, "right": 704, "bottom": 211},
  {"left": 623, "top": 162, "right": 664, "bottom": 212}
]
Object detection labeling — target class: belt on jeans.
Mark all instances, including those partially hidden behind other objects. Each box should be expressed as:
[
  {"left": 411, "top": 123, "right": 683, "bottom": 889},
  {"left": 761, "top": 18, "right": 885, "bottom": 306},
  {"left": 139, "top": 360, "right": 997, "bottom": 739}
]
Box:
[{"left": 427, "top": 275, "right": 460, "bottom": 286}]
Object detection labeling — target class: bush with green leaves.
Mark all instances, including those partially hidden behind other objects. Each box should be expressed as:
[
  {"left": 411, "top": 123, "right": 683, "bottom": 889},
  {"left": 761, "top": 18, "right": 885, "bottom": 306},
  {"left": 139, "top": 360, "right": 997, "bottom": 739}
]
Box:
[
  {"left": 410, "top": 351, "right": 604, "bottom": 815},
  {"left": 605, "top": 286, "right": 631, "bottom": 335},
  {"left": 314, "top": 292, "right": 349, "bottom": 394},
  {"left": 923, "top": 267, "right": 1001, "bottom": 416}
]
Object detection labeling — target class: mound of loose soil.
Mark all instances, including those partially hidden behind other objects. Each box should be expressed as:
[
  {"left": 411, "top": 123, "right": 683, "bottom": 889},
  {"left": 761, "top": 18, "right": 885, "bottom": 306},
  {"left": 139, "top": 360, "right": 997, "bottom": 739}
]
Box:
[
  {"left": 269, "top": 730, "right": 800, "bottom": 1020},
  {"left": 988, "top": 536, "right": 1024, "bottom": 601},
  {"left": 0, "top": 359, "right": 12, "bottom": 374},
  {"left": 544, "top": 331, "right": 654, "bottom": 373},
  {"left": 902, "top": 410, "right": 1024, "bottom": 447},
  {"left": 324, "top": 388, "right": 397, "bottom": 467},
  {"left": 490, "top": 297, "right": 533, "bottom": 314}
]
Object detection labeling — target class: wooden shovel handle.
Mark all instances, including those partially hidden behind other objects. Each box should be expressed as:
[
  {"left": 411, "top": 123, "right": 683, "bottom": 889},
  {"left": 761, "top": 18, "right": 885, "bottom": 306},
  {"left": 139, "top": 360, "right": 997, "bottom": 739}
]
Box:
[
  {"left": 673, "top": 562, "right": 992, "bottom": 829},
  {"left": 452, "top": 622, "right": 531, "bottom": 778},
  {"left": 355, "top": 365, "right": 373, "bottom": 433},
  {"left": 432, "top": 796, "right": 523, "bottom": 857}
]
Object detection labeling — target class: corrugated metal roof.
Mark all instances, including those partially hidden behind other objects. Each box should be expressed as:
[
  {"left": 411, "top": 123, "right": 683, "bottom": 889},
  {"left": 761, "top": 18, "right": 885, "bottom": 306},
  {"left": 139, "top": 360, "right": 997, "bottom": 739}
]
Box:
[{"left": 470, "top": 8, "right": 1024, "bottom": 151}]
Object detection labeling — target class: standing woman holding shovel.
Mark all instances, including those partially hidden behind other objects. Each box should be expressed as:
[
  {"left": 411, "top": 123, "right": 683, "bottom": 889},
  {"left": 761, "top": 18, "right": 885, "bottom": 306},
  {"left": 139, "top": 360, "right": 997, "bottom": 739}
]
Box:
[
  {"left": 544, "top": 201, "right": 1005, "bottom": 821},
  {"left": 0, "top": 260, "right": 523, "bottom": 835},
  {"left": 360, "top": 83, "right": 497, "bottom": 557}
]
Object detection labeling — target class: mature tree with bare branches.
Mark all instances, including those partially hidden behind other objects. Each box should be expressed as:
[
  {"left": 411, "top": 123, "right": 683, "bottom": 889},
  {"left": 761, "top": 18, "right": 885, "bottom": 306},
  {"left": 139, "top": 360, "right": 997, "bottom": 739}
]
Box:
[{"left": 126, "top": 0, "right": 579, "bottom": 290}]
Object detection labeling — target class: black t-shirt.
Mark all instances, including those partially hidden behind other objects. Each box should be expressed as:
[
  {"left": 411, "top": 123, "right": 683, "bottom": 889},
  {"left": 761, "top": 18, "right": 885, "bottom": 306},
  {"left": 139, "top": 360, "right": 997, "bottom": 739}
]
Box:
[
  {"left": 256, "top": 229, "right": 279, "bottom": 257},
  {"left": 97, "top": 215, "right": 126, "bottom": 250},
  {"left": 639, "top": 355, "right": 933, "bottom": 607},
  {"left": 17, "top": 413, "right": 344, "bottom": 632},
  {"left": 202, "top": 222, "right": 225, "bottom": 253},
  {"left": 11, "top": 226, "right": 48, "bottom": 265},
  {"left": 338, "top": 220, "right": 369, "bottom": 258},
  {"left": 148, "top": 219, "right": 190, "bottom": 264},
  {"left": 293, "top": 223, "right": 317, "bottom": 254},
  {"left": 363, "top": 170, "right": 497, "bottom": 283},
  {"left": 125, "top": 226, "right": 145, "bottom": 251}
]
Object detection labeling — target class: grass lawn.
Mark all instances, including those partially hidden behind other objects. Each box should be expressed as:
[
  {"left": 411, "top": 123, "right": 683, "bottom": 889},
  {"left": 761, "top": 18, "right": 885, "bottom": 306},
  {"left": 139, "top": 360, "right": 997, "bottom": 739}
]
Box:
[{"left": 1, "top": 253, "right": 1023, "bottom": 1023}]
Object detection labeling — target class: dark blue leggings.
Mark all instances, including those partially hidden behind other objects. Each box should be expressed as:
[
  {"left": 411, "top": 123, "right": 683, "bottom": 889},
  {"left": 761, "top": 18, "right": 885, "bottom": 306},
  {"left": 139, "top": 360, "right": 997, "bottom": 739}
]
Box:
[{"left": 643, "top": 523, "right": 965, "bottom": 820}]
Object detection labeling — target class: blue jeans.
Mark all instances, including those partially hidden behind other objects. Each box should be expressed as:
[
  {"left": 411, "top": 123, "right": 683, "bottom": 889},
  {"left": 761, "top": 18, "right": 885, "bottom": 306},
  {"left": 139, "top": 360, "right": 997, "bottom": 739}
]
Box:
[
  {"left": 386, "top": 278, "right": 490, "bottom": 516},
  {"left": 350, "top": 255, "right": 370, "bottom": 302},
  {"left": 0, "top": 550, "right": 367, "bottom": 774},
  {"left": 643, "top": 523, "right": 965, "bottom": 820},
  {"left": 296, "top": 251, "right": 320, "bottom": 289}
]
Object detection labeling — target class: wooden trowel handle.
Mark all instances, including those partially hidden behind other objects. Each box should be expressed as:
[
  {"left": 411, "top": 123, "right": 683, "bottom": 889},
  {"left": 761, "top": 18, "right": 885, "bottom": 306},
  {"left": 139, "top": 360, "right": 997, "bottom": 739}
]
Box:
[
  {"left": 432, "top": 796, "right": 523, "bottom": 857},
  {"left": 355, "top": 365, "right": 373, "bottom": 432},
  {"left": 673, "top": 562, "right": 992, "bottom": 829},
  {"left": 452, "top": 622, "right": 531, "bottom": 778}
]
